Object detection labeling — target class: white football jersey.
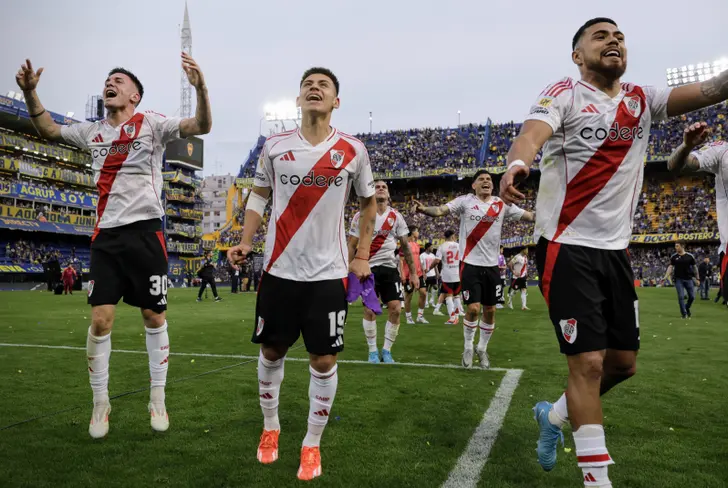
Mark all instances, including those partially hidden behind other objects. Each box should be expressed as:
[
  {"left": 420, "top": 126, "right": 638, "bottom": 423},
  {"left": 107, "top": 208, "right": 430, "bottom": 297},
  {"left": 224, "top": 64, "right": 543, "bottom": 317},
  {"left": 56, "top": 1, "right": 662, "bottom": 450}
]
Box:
[
  {"left": 446, "top": 194, "right": 525, "bottom": 267},
  {"left": 525, "top": 77, "right": 671, "bottom": 250},
  {"left": 692, "top": 141, "right": 728, "bottom": 254},
  {"left": 512, "top": 254, "right": 528, "bottom": 278},
  {"left": 60, "top": 111, "right": 182, "bottom": 231},
  {"left": 436, "top": 240, "right": 461, "bottom": 283},
  {"left": 256, "top": 128, "right": 375, "bottom": 281},
  {"left": 350, "top": 206, "right": 408, "bottom": 269},
  {"left": 421, "top": 252, "right": 437, "bottom": 277}
]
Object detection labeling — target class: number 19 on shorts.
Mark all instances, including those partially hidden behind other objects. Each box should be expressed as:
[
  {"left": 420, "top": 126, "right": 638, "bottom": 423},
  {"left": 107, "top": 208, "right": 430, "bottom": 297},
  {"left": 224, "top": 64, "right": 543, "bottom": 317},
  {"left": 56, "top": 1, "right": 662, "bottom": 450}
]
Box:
[{"left": 329, "top": 310, "right": 345, "bottom": 338}]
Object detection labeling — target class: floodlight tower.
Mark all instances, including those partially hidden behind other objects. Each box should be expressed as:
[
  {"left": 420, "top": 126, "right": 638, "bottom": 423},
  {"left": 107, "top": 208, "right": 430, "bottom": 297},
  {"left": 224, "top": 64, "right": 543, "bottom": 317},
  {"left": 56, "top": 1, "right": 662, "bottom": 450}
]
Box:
[
  {"left": 263, "top": 100, "right": 302, "bottom": 134},
  {"left": 180, "top": 2, "right": 193, "bottom": 118}
]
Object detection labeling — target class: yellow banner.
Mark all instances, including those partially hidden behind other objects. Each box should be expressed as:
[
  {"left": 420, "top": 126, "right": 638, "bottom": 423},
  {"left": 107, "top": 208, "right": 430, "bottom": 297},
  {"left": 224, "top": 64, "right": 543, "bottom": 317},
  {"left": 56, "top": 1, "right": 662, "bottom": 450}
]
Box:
[
  {"left": 630, "top": 231, "right": 720, "bottom": 244},
  {"left": 0, "top": 133, "right": 90, "bottom": 164},
  {"left": 0, "top": 158, "right": 19, "bottom": 172},
  {"left": 1, "top": 157, "right": 93, "bottom": 187},
  {"left": 0, "top": 204, "right": 95, "bottom": 227},
  {"left": 236, "top": 178, "right": 255, "bottom": 189}
]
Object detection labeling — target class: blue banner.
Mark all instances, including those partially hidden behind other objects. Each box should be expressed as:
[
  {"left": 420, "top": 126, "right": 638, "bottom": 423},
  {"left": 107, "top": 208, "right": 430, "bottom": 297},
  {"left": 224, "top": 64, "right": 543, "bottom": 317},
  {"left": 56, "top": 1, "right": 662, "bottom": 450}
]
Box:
[
  {"left": 0, "top": 181, "right": 98, "bottom": 209},
  {"left": 0, "top": 217, "right": 94, "bottom": 235}
]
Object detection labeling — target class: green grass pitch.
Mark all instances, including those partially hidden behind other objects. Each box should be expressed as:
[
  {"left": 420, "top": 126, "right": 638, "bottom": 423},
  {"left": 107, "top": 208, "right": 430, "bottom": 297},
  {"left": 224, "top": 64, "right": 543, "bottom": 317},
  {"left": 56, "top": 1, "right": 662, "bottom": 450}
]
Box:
[{"left": 0, "top": 287, "right": 726, "bottom": 487}]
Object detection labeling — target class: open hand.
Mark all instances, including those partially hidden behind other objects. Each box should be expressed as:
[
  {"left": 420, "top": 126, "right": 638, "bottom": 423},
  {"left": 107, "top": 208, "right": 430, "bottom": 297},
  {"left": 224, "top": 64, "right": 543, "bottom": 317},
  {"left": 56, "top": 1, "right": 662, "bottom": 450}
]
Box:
[
  {"left": 182, "top": 52, "right": 206, "bottom": 89},
  {"left": 15, "top": 59, "right": 43, "bottom": 92},
  {"left": 683, "top": 121, "right": 710, "bottom": 149}
]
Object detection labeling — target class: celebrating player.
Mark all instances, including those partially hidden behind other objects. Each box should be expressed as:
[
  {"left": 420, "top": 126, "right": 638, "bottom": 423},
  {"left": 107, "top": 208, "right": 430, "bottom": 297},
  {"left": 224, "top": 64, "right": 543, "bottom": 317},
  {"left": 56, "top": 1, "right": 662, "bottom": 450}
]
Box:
[
  {"left": 414, "top": 170, "right": 534, "bottom": 369},
  {"left": 421, "top": 243, "right": 439, "bottom": 307},
  {"left": 666, "top": 122, "right": 728, "bottom": 308},
  {"left": 227, "top": 67, "right": 376, "bottom": 481},
  {"left": 499, "top": 17, "right": 728, "bottom": 487},
  {"left": 507, "top": 248, "right": 530, "bottom": 310},
  {"left": 401, "top": 227, "right": 428, "bottom": 324},
  {"left": 348, "top": 180, "right": 418, "bottom": 364},
  {"left": 16, "top": 53, "right": 211, "bottom": 438},
  {"left": 429, "top": 230, "right": 462, "bottom": 325}
]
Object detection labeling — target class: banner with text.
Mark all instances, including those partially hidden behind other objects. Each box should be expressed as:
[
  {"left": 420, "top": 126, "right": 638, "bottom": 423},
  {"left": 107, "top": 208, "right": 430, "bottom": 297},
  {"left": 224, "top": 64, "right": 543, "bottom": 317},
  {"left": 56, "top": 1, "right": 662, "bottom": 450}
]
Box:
[
  {"left": 0, "top": 217, "right": 93, "bottom": 235},
  {"left": 0, "top": 181, "right": 98, "bottom": 209},
  {"left": 0, "top": 133, "right": 90, "bottom": 165},
  {"left": 630, "top": 231, "right": 720, "bottom": 244},
  {"left": 0, "top": 205, "right": 95, "bottom": 227}
]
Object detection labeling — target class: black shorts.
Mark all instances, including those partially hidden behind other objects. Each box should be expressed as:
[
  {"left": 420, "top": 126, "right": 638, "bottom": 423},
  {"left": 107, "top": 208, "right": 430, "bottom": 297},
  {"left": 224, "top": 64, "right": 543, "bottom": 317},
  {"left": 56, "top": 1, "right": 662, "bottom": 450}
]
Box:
[
  {"left": 535, "top": 237, "right": 639, "bottom": 355},
  {"left": 511, "top": 277, "right": 528, "bottom": 291},
  {"left": 253, "top": 272, "right": 348, "bottom": 355},
  {"left": 404, "top": 275, "right": 426, "bottom": 294},
  {"left": 425, "top": 276, "right": 438, "bottom": 287},
  {"left": 440, "top": 281, "right": 462, "bottom": 295},
  {"left": 372, "top": 266, "right": 403, "bottom": 304},
  {"left": 720, "top": 251, "right": 727, "bottom": 297},
  {"left": 460, "top": 263, "right": 502, "bottom": 307},
  {"left": 88, "top": 219, "right": 169, "bottom": 312}
]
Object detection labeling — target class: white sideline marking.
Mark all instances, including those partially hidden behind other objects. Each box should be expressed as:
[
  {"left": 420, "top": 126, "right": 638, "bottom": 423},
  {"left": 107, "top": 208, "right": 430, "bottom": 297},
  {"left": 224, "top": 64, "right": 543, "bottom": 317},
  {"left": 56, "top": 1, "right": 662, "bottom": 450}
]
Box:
[
  {"left": 441, "top": 368, "right": 524, "bottom": 488},
  {"left": 0, "top": 343, "right": 519, "bottom": 372}
]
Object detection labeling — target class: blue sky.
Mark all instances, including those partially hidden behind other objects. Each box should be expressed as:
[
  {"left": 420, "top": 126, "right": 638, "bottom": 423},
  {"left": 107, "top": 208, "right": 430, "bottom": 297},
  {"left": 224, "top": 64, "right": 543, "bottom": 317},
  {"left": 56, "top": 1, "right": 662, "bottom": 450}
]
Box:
[{"left": 2, "top": 0, "right": 727, "bottom": 175}]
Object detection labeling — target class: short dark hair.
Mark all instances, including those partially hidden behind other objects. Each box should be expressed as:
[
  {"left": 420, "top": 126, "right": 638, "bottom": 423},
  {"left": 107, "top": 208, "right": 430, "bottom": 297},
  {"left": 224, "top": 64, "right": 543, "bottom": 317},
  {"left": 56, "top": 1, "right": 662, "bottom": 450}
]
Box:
[
  {"left": 409, "top": 226, "right": 419, "bottom": 236},
  {"left": 424, "top": 242, "right": 432, "bottom": 251},
  {"left": 444, "top": 230, "right": 455, "bottom": 239},
  {"left": 472, "top": 169, "right": 493, "bottom": 182},
  {"left": 108, "top": 67, "right": 144, "bottom": 105},
  {"left": 300, "top": 67, "right": 340, "bottom": 95},
  {"left": 572, "top": 17, "right": 618, "bottom": 50},
  {"left": 675, "top": 240, "right": 685, "bottom": 247}
]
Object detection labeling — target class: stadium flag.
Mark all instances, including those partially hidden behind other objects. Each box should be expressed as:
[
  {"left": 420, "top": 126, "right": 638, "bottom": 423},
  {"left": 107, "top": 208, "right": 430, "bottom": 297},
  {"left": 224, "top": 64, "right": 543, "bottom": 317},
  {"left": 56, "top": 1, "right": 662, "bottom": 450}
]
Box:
[{"left": 0, "top": 181, "right": 97, "bottom": 209}]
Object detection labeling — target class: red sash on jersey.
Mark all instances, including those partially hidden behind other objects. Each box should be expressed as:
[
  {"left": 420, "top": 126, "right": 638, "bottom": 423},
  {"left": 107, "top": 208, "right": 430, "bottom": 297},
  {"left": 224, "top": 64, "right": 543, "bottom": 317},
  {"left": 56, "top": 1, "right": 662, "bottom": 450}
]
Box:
[
  {"left": 461, "top": 200, "right": 504, "bottom": 264},
  {"left": 369, "top": 210, "right": 397, "bottom": 258}
]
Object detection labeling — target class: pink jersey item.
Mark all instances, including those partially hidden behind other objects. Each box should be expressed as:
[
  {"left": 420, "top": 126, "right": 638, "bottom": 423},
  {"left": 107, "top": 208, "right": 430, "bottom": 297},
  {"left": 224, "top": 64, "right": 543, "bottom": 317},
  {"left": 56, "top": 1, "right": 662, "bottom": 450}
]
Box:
[
  {"left": 60, "top": 112, "right": 182, "bottom": 233},
  {"left": 525, "top": 77, "right": 671, "bottom": 250},
  {"left": 401, "top": 240, "right": 423, "bottom": 279},
  {"left": 255, "top": 128, "right": 375, "bottom": 281}
]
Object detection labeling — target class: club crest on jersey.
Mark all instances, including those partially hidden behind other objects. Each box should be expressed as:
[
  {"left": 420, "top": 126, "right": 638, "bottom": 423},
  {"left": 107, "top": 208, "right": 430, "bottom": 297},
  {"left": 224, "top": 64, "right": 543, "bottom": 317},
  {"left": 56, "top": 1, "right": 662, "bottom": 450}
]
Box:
[
  {"left": 330, "top": 149, "right": 345, "bottom": 168},
  {"left": 387, "top": 217, "right": 395, "bottom": 226},
  {"left": 623, "top": 96, "right": 641, "bottom": 118},
  {"left": 559, "top": 318, "right": 577, "bottom": 344},
  {"left": 463, "top": 290, "right": 470, "bottom": 301},
  {"left": 123, "top": 123, "right": 136, "bottom": 139},
  {"left": 256, "top": 316, "right": 265, "bottom": 336},
  {"left": 491, "top": 203, "right": 500, "bottom": 214},
  {"left": 187, "top": 142, "right": 194, "bottom": 157},
  {"left": 87, "top": 280, "right": 94, "bottom": 298}
]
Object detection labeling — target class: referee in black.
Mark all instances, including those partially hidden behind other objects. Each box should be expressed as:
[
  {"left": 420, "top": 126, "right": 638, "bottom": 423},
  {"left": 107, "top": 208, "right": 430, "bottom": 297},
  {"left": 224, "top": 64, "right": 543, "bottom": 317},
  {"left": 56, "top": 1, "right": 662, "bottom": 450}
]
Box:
[
  {"left": 196, "top": 252, "right": 222, "bottom": 302},
  {"left": 664, "top": 241, "right": 699, "bottom": 318}
]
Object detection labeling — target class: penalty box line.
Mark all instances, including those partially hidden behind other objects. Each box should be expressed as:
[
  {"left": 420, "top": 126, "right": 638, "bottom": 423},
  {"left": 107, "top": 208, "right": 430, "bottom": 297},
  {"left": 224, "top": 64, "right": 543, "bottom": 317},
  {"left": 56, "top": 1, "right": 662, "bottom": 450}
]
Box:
[{"left": 0, "top": 343, "right": 523, "bottom": 373}]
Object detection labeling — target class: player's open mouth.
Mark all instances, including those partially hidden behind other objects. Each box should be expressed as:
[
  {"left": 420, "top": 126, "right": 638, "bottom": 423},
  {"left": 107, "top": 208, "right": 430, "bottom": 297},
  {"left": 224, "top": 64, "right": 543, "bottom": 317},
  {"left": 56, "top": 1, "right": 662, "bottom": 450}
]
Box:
[
  {"left": 306, "top": 94, "right": 322, "bottom": 102},
  {"left": 602, "top": 49, "right": 621, "bottom": 58},
  {"left": 105, "top": 89, "right": 117, "bottom": 98}
]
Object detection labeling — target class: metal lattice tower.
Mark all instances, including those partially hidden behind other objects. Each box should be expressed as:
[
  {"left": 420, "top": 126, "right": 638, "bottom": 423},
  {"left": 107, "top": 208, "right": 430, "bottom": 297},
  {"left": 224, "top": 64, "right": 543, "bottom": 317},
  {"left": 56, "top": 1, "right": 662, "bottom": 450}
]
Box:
[{"left": 180, "top": 2, "right": 193, "bottom": 118}]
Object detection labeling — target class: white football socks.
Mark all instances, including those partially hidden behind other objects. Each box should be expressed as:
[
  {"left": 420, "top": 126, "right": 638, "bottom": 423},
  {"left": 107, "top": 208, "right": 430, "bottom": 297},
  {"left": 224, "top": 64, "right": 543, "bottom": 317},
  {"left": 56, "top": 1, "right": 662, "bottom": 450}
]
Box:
[
  {"left": 417, "top": 308, "right": 424, "bottom": 317},
  {"left": 362, "top": 319, "right": 378, "bottom": 352},
  {"left": 446, "top": 296, "right": 455, "bottom": 316},
  {"left": 146, "top": 322, "right": 169, "bottom": 407},
  {"left": 549, "top": 392, "right": 569, "bottom": 427},
  {"left": 521, "top": 289, "right": 528, "bottom": 308},
  {"left": 383, "top": 321, "right": 399, "bottom": 351},
  {"left": 463, "top": 319, "right": 477, "bottom": 349},
  {"left": 86, "top": 327, "right": 111, "bottom": 405},
  {"left": 303, "top": 364, "right": 338, "bottom": 447},
  {"left": 453, "top": 297, "right": 463, "bottom": 314},
  {"left": 258, "top": 351, "right": 284, "bottom": 431},
  {"left": 478, "top": 322, "right": 494, "bottom": 351},
  {"left": 574, "top": 424, "right": 614, "bottom": 487}
]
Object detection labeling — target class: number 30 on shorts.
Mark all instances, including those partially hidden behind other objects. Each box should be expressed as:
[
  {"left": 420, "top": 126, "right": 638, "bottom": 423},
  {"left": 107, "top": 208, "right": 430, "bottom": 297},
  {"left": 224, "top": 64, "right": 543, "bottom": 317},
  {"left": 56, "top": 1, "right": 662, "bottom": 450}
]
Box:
[
  {"left": 149, "top": 275, "right": 168, "bottom": 296},
  {"left": 328, "top": 310, "right": 345, "bottom": 338}
]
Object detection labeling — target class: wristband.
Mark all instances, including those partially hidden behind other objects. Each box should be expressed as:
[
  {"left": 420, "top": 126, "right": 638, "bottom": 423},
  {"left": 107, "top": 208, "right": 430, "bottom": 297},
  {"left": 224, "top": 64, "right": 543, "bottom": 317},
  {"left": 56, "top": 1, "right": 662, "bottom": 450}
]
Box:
[
  {"left": 30, "top": 109, "right": 46, "bottom": 118},
  {"left": 354, "top": 256, "right": 368, "bottom": 261},
  {"left": 245, "top": 191, "right": 267, "bottom": 217},
  {"left": 507, "top": 159, "right": 527, "bottom": 171}
]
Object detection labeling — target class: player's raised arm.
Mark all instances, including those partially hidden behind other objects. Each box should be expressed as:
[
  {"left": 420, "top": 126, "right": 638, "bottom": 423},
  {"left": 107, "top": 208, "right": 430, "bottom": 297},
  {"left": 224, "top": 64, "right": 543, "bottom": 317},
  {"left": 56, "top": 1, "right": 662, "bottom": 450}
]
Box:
[
  {"left": 179, "top": 52, "right": 212, "bottom": 137},
  {"left": 500, "top": 120, "right": 553, "bottom": 204},
  {"left": 413, "top": 200, "right": 450, "bottom": 217},
  {"left": 666, "top": 69, "right": 728, "bottom": 117},
  {"left": 16, "top": 59, "right": 62, "bottom": 141},
  {"left": 667, "top": 122, "right": 711, "bottom": 173}
]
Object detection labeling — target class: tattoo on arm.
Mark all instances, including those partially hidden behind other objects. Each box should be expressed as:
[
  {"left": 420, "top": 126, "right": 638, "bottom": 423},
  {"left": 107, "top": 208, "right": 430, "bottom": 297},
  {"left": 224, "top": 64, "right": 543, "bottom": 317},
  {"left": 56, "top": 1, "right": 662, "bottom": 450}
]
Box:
[
  {"left": 399, "top": 237, "right": 416, "bottom": 276},
  {"left": 421, "top": 205, "right": 449, "bottom": 217},
  {"left": 700, "top": 70, "right": 728, "bottom": 103},
  {"left": 667, "top": 143, "right": 700, "bottom": 172}
]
